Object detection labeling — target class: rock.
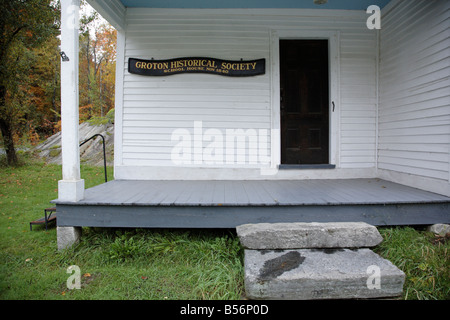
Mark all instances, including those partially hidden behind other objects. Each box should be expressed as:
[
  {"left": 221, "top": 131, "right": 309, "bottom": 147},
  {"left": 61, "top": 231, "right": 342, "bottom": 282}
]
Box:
[
  {"left": 236, "top": 222, "right": 383, "bottom": 249},
  {"left": 244, "top": 248, "right": 405, "bottom": 300},
  {"left": 238, "top": 222, "right": 404, "bottom": 300},
  {"left": 427, "top": 224, "right": 450, "bottom": 236},
  {"left": 34, "top": 122, "right": 114, "bottom": 166}
]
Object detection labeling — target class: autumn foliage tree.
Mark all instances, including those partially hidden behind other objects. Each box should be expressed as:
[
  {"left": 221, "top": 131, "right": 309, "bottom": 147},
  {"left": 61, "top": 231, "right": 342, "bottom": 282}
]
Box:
[
  {"left": 79, "top": 10, "right": 116, "bottom": 122},
  {"left": 0, "top": 0, "right": 59, "bottom": 165},
  {"left": 24, "top": 34, "right": 62, "bottom": 143},
  {"left": 1, "top": 0, "right": 116, "bottom": 166}
]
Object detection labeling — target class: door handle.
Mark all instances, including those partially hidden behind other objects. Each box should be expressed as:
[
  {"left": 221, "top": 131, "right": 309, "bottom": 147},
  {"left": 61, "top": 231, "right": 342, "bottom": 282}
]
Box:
[{"left": 332, "top": 101, "right": 335, "bottom": 112}]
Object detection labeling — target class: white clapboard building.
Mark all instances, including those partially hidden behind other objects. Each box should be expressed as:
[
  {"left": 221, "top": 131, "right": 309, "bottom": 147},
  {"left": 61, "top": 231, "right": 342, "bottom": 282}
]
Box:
[{"left": 55, "top": 0, "right": 449, "bottom": 249}]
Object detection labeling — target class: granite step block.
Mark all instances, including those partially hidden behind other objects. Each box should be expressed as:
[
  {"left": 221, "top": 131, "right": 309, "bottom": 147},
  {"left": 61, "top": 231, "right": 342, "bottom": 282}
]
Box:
[
  {"left": 244, "top": 248, "right": 405, "bottom": 300},
  {"left": 237, "top": 222, "right": 383, "bottom": 249}
]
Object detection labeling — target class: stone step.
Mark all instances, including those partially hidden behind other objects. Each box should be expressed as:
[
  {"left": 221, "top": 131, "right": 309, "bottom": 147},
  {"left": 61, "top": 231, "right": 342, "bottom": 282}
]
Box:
[
  {"left": 244, "top": 248, "right": 405, "bottom": 300},
  {"left": 237, "top": 222, "right": 383, "bottom": 249}
]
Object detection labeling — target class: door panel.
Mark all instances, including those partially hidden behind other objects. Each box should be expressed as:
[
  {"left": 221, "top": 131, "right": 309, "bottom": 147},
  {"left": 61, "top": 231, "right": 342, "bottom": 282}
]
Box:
[{"left": 280, "top": 40, "right": 329, "bottom": 165}]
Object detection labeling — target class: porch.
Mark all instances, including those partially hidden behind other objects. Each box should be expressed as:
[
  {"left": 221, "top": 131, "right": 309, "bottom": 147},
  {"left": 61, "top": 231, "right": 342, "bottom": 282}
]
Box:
[{"left": 54, "top": 179, "right": 450, "bottom": 228}]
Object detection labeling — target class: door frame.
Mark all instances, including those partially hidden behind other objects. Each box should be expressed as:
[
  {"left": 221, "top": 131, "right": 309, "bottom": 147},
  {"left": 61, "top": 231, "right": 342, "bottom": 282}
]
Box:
[{"left": 270, "top": 29, "right": 340, "bottom": 169}]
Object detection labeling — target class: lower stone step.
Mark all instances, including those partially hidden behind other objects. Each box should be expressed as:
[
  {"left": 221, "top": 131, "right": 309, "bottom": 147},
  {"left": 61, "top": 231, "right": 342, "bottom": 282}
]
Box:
[{"left": 244, "top": 248, "right": 405, "bottom": 300}]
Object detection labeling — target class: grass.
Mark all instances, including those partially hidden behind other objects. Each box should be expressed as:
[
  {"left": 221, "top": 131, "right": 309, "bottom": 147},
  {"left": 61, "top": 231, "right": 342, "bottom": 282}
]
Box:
[
  {"left": 0, "top": 155, "right": 244, "bottom": 300},
  {"left": 0, "top": 154, "right": 448, "bottom": 300},
  {"left": 374, "top": 227, "right": 449, "bottom": 300}
]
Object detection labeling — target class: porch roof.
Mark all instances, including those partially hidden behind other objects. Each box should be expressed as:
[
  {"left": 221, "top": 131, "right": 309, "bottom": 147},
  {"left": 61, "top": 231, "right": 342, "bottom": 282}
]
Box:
[{"left": 118, "top": 0, "right": 391, "bottom": 10}]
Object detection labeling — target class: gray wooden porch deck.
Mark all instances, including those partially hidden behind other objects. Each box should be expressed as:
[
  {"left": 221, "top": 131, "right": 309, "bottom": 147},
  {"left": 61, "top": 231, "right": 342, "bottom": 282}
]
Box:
[{"left": 54, "top": 179, "right": 450, "bottom": 228}]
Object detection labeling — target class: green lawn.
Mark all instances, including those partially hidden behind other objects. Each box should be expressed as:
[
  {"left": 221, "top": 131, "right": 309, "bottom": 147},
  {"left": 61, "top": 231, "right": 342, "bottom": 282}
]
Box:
[{"left": 0, "top": 156, "right": 448, "bottom": 300}]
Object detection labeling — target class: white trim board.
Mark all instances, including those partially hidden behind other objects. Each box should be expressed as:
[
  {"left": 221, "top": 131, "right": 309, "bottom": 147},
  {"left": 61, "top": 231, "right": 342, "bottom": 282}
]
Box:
[
  {"left": 114, "top": 165, "right": 376, "bottom": 180},
  {"left": 113, "top": 30, "right": 125, "bottom": 172},
  {"left": 378, "top": 169, "right": 450, "bottom": 198}
]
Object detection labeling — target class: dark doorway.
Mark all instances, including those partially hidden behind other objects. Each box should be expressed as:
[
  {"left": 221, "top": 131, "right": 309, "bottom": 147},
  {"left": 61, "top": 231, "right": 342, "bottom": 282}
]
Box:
[{"left": 280, "top": 40, "right": 329, "bottom": 165}]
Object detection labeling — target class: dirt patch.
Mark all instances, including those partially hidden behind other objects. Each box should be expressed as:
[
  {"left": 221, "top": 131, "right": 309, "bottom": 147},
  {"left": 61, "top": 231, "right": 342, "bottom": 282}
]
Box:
[{"left": 430, "top": 233, "right": 450, "bottom": 245}]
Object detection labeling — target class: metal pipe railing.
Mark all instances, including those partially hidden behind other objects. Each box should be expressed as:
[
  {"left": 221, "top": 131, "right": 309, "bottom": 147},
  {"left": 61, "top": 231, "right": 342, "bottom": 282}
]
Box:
[{"left": 79, "top": 134, "right": 107, "bottom": 182}]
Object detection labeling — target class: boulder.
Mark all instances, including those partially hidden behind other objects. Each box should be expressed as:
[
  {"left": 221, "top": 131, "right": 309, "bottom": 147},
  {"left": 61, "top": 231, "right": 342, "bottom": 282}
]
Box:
[
  {"left": 34, "top": 122, "right": 114, "bottom": 166},
  {"left": 427, "top": 224, "right": 450, "bottom": 236}
]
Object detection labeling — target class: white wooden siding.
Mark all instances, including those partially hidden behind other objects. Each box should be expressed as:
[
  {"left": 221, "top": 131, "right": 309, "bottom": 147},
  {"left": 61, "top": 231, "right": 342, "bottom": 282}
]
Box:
[
  {"left": 119, "top": 9, "right": 378, "bottom": 172},
  {"left": 378, "top": 0, "right": 450, "bottom": 187}
]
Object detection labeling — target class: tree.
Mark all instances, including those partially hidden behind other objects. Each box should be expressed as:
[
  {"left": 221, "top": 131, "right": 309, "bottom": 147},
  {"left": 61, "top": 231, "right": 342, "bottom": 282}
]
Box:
[
  {"left": 0, "top": 0, "right": 59, "bottom": 165},
  {"left": 94, "top": 24, "right": 116, "bottom": 117},
  {"left": 78, "top": 7, "right": 116, "bottom": 121},
  {"left": 25, "top": 33, "right": 61, "bottom": 141}
]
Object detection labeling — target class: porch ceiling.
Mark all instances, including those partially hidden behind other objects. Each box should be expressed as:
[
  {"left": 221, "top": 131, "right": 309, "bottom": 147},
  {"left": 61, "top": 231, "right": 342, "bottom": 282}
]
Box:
[
  {"left": 87, "top": 0, "right": 391, "bottom": 32},
  {"left": 119, "top": 0, "right": 391, "bottom": 10}
]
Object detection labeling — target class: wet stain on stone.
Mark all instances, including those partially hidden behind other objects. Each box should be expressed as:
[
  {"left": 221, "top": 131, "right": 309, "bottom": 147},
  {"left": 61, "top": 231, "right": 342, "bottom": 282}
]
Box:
[{"left": 258, "top": 251, "right": 305, "bottom": 281}]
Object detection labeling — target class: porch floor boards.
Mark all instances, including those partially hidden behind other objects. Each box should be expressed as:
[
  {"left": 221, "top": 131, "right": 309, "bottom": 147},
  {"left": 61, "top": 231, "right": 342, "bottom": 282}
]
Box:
[{"left": 54, "top": 179, "right": 450, "bottom": 228}]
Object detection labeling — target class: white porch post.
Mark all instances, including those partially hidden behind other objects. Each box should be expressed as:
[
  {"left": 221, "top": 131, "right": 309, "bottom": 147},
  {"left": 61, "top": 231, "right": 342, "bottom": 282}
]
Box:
[
  {"left": 59, "top": 0, "right": 84, "bottom": 202},
  {"left": 58, "top": 0, "right": 83, "bottom": 250}
]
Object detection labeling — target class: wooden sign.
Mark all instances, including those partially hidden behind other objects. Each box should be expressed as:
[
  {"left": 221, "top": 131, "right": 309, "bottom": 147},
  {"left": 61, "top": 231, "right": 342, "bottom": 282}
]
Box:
[{"left": 128, "top": 57, "right": 265, "bottom": 77}]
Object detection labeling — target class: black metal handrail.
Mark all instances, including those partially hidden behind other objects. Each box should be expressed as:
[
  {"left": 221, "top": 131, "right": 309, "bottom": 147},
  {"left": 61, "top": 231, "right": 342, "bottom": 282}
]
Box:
[{"left": 79, "top": 134, "right": 108, "bottom": 182}]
